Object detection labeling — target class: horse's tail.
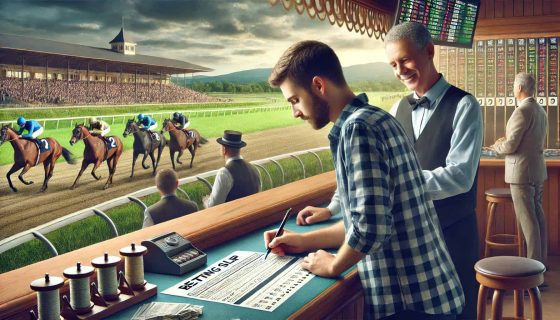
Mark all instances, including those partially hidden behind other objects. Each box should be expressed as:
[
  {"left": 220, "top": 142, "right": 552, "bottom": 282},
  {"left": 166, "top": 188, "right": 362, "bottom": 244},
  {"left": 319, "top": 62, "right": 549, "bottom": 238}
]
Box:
[
  {"left": 199, "top": 136, "right": 208, "bottom": 145},
  {"left": 61, "top": 147, "right": 77, "bottom": 164}
]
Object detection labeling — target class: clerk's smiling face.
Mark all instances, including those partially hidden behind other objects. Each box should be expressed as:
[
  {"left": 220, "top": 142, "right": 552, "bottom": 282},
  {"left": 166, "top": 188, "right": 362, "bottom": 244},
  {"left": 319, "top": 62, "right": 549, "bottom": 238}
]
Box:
[{"left": 385, "top": 38, "right": 435, "bottom": 94}]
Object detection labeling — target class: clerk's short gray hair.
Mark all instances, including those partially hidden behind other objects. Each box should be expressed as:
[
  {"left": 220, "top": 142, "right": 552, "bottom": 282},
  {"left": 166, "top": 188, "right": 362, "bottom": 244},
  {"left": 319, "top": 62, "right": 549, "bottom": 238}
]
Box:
[
  {"left": 514, "top": 72, "right": 536, "bottom": 95},
  {"left": 385, "top": 22, "right": 433, "bottom": 50}
]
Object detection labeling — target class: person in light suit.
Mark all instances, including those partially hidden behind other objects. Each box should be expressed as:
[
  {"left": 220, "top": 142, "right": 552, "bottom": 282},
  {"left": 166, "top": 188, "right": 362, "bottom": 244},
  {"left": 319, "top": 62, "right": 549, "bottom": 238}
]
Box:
[{"left": 491, "top": 72, "right": 548, "bottom": 267}]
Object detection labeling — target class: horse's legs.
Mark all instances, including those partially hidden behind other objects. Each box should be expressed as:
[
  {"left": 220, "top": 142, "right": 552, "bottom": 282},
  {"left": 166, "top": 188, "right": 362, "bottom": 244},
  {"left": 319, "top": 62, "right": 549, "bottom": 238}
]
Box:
[
  {"left": 6, "top": 163, "right": 24, "bottom": 192},
  {"left": 141, "top": 152, "right": 150, "bottom": 169},
  {"left": 18, "top": 163, "right": 34, "bottom": 185},
  {"left": 104, "top": 157, "right": 115, "bottom": 189},
  {"left": 170, "top": 150, "right": 176, "bottom": 170},
  {"left": 91, "top": 160, "right": 103, "bottom": 180},
  {"left": 176, "top": 149, "right": 184, "bottom": 165},
  {"left": 40, "top": 160, "right": 51, "bottom": 192},
  {"left": 149, "top": 152, "right": 157, "bottom": 176},
  {"left": 156, "top": 144, "right": 163, "bottom": 168},
  {"left": 188, "top": 144, "right": 196, "bottom": 168},
  {"left": 130, "top": 151, "right": 139, "bottom": 178},
  {"left": 71, "top": 160, "right": 89, "bottom": 189}
]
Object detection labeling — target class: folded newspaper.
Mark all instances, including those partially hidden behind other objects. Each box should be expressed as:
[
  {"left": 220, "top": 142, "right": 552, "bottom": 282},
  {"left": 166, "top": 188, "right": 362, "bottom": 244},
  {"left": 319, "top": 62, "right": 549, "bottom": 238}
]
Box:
[{"left": 132, "top": 302, "right": 203, "bottom": 320}]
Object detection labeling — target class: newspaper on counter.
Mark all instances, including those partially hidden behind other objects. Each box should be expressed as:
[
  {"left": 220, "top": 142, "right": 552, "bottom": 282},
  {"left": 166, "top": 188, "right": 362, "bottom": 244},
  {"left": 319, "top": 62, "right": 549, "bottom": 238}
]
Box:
[{"left": 131, "top": 302, "right": 203, "bottom": 320}]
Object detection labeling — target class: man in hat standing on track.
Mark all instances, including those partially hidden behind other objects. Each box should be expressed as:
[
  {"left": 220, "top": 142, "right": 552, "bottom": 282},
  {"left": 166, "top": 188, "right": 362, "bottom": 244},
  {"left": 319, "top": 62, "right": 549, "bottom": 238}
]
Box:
[{"left": 204, "top": 130, "right": 261, "bottom": 208}]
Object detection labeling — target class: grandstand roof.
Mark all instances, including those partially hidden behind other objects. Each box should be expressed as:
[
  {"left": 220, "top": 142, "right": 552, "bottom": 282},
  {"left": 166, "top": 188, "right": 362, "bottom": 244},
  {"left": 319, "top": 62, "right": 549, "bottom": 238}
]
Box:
[{"left": 0, "top": 33, "right": 212, "bottom": 75}]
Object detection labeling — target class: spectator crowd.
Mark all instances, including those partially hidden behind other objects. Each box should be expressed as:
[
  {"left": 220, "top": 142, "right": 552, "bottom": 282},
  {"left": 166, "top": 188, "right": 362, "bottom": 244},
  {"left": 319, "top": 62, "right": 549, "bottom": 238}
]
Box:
[{"left": 0, "top": 78, "right": 224, "bottom": 105}]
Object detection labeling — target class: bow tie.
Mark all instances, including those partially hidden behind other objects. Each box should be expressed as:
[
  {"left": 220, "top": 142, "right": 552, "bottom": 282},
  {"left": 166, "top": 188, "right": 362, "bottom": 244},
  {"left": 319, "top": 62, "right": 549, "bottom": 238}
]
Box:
[{"left": 408, "top": 96, "right": 430, "bottom": 110}]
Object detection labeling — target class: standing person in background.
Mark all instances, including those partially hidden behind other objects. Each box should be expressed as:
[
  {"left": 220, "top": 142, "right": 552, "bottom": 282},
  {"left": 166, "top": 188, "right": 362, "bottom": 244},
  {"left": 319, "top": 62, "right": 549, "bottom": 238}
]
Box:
[
  {"left": 267, "top": 40, "right": 464, "bottom": 320},
  {"left": 491, "top": 72, "right": 548, "bottom": 271},
  {"left": 144, "top": 168, "right": 198, "bottom": 228},
  {"left": 203, "top": 130, "right": 260, "bottom": 208},
  {"left": 386, "top": 22, "right": 483, "bottom": 320}
]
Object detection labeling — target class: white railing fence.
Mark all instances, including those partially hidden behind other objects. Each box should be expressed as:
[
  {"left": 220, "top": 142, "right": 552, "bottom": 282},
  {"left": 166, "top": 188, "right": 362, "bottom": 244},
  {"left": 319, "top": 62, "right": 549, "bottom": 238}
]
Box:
[{"left": 0, "top": 147, "right": 330, "bottom": 255}]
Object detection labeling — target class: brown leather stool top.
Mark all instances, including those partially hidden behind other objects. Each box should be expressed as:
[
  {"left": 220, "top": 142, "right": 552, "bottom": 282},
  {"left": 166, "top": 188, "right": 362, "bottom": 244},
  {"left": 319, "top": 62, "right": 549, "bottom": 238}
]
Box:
[{"left": 475, "top": 256, "right": 545, "bottom": 320}]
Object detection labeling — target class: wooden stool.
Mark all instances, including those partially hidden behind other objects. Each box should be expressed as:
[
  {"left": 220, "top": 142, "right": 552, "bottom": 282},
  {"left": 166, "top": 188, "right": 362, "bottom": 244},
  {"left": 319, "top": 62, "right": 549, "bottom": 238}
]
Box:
[
  {"left": 484, "top": 188, "right": 524, "bottom": 257},
  {"left": 475, "top": 256, "right": 545, "bottom": 320}
]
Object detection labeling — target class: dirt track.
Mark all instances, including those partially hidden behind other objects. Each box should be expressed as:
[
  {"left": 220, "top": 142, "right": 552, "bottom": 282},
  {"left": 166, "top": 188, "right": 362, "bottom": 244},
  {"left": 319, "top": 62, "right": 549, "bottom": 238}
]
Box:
[{"left": 0, "top": 124, "right": 330, "bottom": 239}]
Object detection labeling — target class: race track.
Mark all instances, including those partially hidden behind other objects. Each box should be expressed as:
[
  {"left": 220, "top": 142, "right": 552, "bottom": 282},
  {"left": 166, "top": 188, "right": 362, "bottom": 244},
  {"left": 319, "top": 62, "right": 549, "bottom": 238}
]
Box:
[{"left": 0, "top": 124, "right": 330, "bottom": 239}]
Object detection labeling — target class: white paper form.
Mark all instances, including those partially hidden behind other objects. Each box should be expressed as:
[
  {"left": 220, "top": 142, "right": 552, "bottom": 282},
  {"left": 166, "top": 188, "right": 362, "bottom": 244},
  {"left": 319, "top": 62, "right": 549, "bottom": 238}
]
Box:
[{"left": 162, "top": 251, "right": 314, "bottom": 312}]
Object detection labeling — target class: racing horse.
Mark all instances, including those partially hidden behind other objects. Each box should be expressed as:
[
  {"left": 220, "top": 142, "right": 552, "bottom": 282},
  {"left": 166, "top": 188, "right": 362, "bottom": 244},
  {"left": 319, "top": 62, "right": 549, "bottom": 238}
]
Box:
[
  {"left": 0, "top": 124, "right": 76, "bottom": 192},
  {"left": 123, "top": 118, "right": 166, "bottom": 177},
  {"left": 69, "top": 124, "right": 123, "bottom": 189},
  {"left": 161, "top": 118, "right": 207, "bottom": 170}
]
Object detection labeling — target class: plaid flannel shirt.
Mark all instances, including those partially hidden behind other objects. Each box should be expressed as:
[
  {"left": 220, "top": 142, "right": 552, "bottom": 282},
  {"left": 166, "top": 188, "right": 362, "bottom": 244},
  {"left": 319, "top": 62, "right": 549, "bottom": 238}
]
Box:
[{"left": 328, "top": 93, "right": 465, "bottom": 319}]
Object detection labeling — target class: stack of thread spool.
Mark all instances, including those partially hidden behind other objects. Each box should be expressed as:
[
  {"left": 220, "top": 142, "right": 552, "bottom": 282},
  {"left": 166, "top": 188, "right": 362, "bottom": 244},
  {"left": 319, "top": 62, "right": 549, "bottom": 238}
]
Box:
[
  {"left": 30, "top": 273, "right": 64, "bottom": 320},
  {"left": 63, "top": 262, "right": 94, "bottom": 314},
  {"left": 91, "top": 252, "right": 121, "bottom": 301},
  {"left": 120, "top": 243, "right": 148, "bottom": 290}
]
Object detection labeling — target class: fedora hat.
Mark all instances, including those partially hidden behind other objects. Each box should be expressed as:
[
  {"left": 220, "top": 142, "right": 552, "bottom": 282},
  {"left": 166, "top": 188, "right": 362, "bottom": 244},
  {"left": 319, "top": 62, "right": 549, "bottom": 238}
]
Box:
[{"left": 216, "top": 130, "right": 247, "bottom": 148}]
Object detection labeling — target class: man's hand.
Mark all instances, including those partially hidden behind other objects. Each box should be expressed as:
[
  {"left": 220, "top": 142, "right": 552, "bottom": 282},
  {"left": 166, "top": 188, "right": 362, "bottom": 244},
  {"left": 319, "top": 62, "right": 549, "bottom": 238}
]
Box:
[
  {"left": 297, "top": 206, "right": 331, "bottom": 225},
  {"left": 263, "top": 229, "right": 308, "bottom": 256},
  {"left": 490, "top": 137, "right": 506, "bottom": 150},
  {"left": 301, "top": 250, "right": 337, "bottom": 277}
]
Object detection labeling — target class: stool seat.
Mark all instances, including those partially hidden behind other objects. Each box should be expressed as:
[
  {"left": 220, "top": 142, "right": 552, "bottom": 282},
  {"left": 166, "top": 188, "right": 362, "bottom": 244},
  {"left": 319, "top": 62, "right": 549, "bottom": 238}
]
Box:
[
  {"left": 475, "top": 256, "right": 544, "bottom": 320},
  {"left": 476, "top": 256, "right": 546, "bottom": 278},
  {"left": 485, "top": 188, "right": 512, "bottom": 198}
]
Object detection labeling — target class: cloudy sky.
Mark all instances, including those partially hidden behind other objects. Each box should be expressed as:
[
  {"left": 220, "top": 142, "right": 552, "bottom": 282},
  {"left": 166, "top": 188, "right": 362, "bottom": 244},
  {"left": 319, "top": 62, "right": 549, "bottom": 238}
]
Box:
[{"left": 0, "top": 0, "right": 388, "bottom": 76}]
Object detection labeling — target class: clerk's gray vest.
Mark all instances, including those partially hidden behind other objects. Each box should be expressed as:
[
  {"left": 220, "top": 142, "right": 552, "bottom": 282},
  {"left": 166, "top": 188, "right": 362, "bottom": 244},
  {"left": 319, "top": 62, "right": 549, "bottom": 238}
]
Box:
[
  {"left": 225, "top": 159, "right": 260, "bottom": 203},
  {"left": 395, "top": 86, "right": 478, "bottom": 229}
]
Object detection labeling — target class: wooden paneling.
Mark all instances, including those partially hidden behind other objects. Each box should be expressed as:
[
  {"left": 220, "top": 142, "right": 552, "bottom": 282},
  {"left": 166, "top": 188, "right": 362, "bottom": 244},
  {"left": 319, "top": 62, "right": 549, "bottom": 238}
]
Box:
[
  {"left": 477, "top": 159, "right": 560, "bottom": 257},
  {"left": 479, "top": 0, "right": 559, "bottom": 19}
]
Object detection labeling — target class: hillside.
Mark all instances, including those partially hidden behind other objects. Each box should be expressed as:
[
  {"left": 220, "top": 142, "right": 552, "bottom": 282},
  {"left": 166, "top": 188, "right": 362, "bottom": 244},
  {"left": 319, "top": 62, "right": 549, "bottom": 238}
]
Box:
[{"left": 184, "top": 62, "right": 396, "bottom": 84}]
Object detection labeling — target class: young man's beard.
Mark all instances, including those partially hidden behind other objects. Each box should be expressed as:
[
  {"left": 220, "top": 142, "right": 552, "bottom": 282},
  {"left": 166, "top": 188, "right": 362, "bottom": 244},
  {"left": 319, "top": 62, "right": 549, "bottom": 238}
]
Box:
[{"left": 307, "top": 92, "right": 330, "bottom": 130}]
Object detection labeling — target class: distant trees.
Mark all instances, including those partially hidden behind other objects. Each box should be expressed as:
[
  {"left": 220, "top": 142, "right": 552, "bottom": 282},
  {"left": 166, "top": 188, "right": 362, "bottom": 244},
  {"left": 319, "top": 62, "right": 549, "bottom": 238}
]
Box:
[{"left": 172, "top": 79, "right": 406, "bottom": 93}]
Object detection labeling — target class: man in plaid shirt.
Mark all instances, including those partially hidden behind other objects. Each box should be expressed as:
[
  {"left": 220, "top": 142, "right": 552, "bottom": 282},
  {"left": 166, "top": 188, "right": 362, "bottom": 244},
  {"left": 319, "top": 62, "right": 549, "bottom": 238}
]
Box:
[{"left": 266, "top": 40, "right": 464, "bottom": 320}]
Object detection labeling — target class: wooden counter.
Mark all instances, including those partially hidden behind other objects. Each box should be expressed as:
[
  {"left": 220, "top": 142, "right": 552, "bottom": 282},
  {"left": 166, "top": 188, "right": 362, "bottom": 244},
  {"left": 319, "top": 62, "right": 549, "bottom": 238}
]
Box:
[
  {"left": 477, "top": 158, "right": 560, "bottom": 256},
  {"left": 0, "top": 171, "right": 366, "bottom": 320}
]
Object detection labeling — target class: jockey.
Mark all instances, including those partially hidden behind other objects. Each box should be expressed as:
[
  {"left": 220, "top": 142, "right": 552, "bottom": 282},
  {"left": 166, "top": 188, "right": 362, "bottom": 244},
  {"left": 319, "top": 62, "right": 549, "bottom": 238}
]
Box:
[
  {"left": 16, "top": 116, "right": 43, "bottom": 140},
  {"left": 137, "top": 113, "right": 157, "bottom": 131},
  {"left": 88, "top": 117, "right": 110, "bottom": 137},
  {"left": 172, "top": 112, "right": 192, "bottom": 138}
]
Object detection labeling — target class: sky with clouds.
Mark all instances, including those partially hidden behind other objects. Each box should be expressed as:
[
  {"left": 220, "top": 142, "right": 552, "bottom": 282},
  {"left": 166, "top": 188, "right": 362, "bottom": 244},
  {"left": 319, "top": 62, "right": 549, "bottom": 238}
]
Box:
[{"left": 0, "top": 0, "right": 388, "bottom": 76}]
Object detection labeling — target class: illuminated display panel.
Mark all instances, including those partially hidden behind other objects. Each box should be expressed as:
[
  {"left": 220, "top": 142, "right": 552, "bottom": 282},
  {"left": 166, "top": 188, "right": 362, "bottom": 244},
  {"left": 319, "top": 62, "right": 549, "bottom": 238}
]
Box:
[
  {"left": 517, "top": 39, "right": 527, "bottom": 74},
  {"left": 495, "top": 39, "right": 506, "bottom": 98},
  {"left": 457, "top": 48, "right": 466, "bottom": 89},
  {"left": 527, "top": 38, "right": 538, "bottom": 80},
  {"left": 439, "top": 46, "right": 448, "bottom": 78},
  {"left": 537, "top": 38, "right": 547, "bottom": 100},
  {"left": 465, "top": 47, "right": 476, "bottom": 93},
  {"left": 505, "top": 39, "right": 516, "bottom": 99},
  {"left": 395, "top": 0, "right": 480, "bottom": 48},
  {"left": 486, "top": 40, "right": 496, "bottom": 98},
  {"left": 549, "top": 38, "right": 558, "bottom": 104},
  {"left": 475, "top": 40, "right": 486, "bottom": 98},
  {"left": 447, "top": 47, "right": 457, "bottom": 84}
]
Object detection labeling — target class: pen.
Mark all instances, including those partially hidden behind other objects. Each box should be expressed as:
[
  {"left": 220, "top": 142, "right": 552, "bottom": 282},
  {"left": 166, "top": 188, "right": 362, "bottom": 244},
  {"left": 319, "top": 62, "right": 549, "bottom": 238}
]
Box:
[{"left": 263, "top": 208, "right": 293, "bottom": 261}]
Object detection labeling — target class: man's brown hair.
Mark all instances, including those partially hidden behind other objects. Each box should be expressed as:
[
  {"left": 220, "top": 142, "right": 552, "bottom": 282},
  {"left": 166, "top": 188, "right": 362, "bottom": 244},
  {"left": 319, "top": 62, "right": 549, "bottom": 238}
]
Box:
[
  {"left": 268, "top": 40, "right": 347, "bottom": 90},
  {"left": 155, "top": 168, "right": 178, "bottom": 194}
]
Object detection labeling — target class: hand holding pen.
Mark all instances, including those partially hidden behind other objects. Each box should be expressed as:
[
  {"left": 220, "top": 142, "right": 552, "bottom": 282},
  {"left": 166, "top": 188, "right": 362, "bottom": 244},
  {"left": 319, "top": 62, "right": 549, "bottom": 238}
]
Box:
[{"left": 264, "top": 208, "right": 293, "bottom": 260}]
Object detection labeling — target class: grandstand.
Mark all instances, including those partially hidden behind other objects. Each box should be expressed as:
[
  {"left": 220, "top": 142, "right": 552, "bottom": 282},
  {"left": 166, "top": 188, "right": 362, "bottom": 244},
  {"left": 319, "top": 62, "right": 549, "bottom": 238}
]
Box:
[{"left": 0, "top": 28, "right": 220, "bottom": 105}]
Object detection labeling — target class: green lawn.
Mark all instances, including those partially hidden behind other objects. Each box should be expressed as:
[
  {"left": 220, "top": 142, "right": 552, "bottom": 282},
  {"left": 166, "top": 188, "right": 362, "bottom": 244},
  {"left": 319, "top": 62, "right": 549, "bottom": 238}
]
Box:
[{"left": 0, "top": 151, "right": 334, "bottom": 273}]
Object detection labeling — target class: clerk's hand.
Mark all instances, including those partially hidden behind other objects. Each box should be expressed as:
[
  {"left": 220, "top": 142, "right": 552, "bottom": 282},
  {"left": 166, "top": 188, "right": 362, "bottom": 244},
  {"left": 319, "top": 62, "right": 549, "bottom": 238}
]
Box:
[
  {"left": 301, "top": 250, "right": 337, "bottom": 277},
  {"left": 264, "top": 229, "right": 307, "bottom": 256},
  {"left": 297, "top": 206, "right": 331, "bottom": 225}
]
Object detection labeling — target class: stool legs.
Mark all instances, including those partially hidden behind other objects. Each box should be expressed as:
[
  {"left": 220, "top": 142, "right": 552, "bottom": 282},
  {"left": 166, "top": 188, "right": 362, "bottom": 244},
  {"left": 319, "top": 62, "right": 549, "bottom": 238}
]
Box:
[
  {"left": 513, "top": 289, "right": 524, "bottom": 318},
  {"left": 485, "top": 202, "right": 497, "bottom": 257},
  {"left": 491, "top": 289, "right": 504, "bottom": 320},
  {"left": 528, "top": 287, "right": 543, "bottom": 320},
  {"left": 477, "top": 285, "right": 489, "bottom": 320}
]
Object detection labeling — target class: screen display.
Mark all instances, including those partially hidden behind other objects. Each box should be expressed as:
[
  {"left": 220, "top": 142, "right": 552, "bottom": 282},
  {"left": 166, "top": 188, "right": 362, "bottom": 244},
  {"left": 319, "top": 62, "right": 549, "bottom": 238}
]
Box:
[{"left": 395, "top": 0, "right": 480, "bottom": 48}]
